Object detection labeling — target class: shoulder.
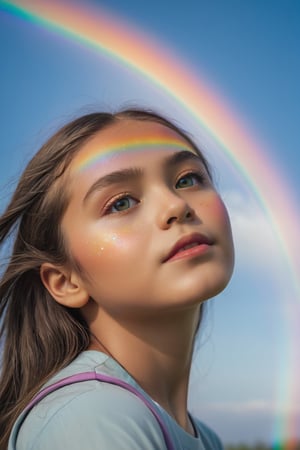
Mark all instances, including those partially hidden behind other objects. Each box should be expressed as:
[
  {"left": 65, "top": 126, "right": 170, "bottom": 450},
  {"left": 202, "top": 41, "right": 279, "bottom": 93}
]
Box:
[
  {"left": 13, "top": 380, "right": 167, "bottom": 450},
  {"left": 194, "top": 418, "right": 224, "bottom": 450}
]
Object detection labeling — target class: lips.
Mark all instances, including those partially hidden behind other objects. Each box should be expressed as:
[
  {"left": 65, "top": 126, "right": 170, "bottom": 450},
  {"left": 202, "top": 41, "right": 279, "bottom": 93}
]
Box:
[{"left": 163, "top": 233, "right": 213, "bottom": 263}]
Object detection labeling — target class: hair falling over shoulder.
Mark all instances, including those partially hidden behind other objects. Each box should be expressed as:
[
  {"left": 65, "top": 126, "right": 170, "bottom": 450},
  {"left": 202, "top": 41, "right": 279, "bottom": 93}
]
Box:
[{"left": 0, "top": 108, "right": 210, "bottom": 449}]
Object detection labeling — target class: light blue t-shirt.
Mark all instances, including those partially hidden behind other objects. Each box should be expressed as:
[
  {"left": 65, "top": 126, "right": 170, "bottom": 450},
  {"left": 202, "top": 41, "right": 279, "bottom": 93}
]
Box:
[{"left": 9, "top": 351, "right": 223, "bottom": 450}]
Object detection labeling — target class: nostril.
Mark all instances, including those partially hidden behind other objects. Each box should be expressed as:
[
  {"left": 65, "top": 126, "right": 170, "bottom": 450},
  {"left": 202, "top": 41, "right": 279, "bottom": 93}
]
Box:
[
  {"left": 166, "top": 209, "right": 193, "bottom": 225},
  {"left": 166, "top": 216, "right": 177, "bottom": 225}
]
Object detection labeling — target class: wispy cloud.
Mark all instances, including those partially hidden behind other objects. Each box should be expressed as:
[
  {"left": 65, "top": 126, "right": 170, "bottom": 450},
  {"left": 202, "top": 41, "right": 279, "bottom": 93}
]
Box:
[{"left": 222, "top": 190, "right": 283, "bottom": 272}]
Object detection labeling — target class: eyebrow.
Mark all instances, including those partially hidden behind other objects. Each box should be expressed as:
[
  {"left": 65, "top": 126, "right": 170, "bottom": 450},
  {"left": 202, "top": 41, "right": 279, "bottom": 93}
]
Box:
[
  {"left": 167, "top": 149, "right": 201, "bottom": 166},
  {"left": 83, "top": 150, "right": 202, "bottom": 204},
  {"left": 83, "top": 167, "right": 142, "bottom": 204}
]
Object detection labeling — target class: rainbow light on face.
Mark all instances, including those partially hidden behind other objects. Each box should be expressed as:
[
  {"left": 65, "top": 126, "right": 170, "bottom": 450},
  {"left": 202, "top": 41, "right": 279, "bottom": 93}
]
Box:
[
  {"left": 2, "top": 1, "right": 300, "bottom": 446},
  {"left": 73, "top": 137, "right": 196, "bottom": 173}
]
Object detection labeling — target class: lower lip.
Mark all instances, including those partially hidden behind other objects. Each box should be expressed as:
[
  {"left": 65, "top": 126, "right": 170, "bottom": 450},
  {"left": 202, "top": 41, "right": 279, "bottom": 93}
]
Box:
[{"left": 166, "top": 244, "right": 211, "bottom": 262}]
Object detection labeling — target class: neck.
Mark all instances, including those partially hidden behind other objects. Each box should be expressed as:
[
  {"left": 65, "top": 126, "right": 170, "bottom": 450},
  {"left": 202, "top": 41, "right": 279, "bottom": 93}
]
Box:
[{"left": 85, "top": 303, "right": 201, "bottom": 434}]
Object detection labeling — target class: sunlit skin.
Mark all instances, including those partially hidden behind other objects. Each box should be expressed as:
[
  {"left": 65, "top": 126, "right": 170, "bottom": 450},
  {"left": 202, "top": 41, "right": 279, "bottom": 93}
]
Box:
[{"left": 41, "top": 119, "right": 234, "bottom": 434}]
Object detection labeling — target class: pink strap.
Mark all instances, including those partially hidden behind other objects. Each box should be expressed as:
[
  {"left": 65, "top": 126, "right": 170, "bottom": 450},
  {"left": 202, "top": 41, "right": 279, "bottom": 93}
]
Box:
[{"left": 24, "top": 371, "right": 175, "bottom": 450}]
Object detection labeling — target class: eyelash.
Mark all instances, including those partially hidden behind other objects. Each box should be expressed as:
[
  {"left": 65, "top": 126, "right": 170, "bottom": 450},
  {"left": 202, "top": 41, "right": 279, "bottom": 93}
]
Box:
[
  {"left": 103, "top": 192, "right": 139, "bottom": 215},
  {"left": 175, "top": 170, "right": 207, "bottom": 188},
  {"left": 102, "top": 171, "right": 208, "bottom": 215}
]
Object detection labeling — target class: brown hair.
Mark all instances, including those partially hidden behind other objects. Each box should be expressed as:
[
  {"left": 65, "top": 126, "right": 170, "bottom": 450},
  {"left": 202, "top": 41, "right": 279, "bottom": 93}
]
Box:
[{"left": 0, "top": 108, "right": 211, "bottom": 448}]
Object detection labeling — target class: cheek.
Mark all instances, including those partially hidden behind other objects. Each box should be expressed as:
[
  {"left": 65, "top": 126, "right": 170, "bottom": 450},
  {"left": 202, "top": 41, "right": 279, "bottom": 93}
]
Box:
[
  {"left": 210, "top": 196, "right": 232, "bottom": 228},
  {"left": 202, "top": 193, "right": 233, "bottom": 246},
  {"left": 210, "top": 195, "right": 235, "bottom": 262},
  {"left": 71, "top": 228, "right": 137, "bottom": 270},
  {"left": 200, "top": 192, "right": 231, "bottom": 231}
]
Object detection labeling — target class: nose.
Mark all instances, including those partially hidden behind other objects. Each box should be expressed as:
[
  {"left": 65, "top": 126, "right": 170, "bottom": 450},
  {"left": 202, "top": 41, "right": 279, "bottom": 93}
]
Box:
[{"left": 156, "top": 190, "right": 196, "bottom": 230}]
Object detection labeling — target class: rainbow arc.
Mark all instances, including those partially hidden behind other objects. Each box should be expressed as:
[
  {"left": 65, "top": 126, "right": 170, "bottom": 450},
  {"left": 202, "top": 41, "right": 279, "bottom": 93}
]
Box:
[{"left": 1, "top": 1, "right": 300, "bottom": 445}]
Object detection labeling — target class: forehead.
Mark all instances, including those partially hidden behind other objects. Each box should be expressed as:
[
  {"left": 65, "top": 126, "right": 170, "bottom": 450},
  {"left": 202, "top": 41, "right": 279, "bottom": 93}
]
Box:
[{"left": 70, "top": 119, "right": 197, "bottom": 174}]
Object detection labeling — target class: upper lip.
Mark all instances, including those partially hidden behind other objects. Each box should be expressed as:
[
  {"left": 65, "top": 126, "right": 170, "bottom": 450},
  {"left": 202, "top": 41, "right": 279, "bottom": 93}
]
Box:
[{"left": 162, "top": 232, "right": 213, "bottom": 262}]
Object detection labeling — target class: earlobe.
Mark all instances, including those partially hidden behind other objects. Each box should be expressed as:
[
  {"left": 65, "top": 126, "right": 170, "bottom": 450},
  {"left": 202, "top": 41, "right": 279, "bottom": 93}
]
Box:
[{"left": 40, "top": 263, "right": 89, "bottom": 308}]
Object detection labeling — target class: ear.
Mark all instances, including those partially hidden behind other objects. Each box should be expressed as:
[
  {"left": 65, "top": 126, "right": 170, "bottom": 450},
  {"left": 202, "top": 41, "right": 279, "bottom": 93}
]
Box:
[{"left": 40, "top": 263, "right": 89, "bottom": 308}]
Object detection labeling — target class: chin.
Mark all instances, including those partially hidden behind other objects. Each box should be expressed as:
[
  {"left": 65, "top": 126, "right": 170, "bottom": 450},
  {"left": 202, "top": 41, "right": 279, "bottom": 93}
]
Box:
[{"left": 175, "top": 267, "right": 234, "bottom": 305}]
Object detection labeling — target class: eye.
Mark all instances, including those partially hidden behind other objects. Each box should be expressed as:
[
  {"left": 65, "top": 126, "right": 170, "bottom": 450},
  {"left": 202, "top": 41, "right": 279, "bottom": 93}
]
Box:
[
  {"left": 104, "top": 194, "right": 139, "bottom": 214},
  {"left": 175, "top": 172, "right": 205, "bottom": 189}
]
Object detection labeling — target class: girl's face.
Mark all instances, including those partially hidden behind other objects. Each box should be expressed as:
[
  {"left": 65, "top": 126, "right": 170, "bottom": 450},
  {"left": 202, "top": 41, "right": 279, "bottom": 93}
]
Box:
[{"left": 62, "top": 119, "right": 234, "bottom": 318}]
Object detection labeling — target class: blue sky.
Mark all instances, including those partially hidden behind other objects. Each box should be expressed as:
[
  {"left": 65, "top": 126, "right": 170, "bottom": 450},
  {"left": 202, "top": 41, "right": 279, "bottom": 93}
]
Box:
[{"left": 0, "top": 0, "right": 300, "bottom": 445}]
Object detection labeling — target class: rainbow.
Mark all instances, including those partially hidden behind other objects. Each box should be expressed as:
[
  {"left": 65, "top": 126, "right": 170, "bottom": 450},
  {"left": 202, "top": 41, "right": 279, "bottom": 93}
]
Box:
[
  {"left": 1, "top": 0, "right": 299, "bottom": 446},
  {"left": 73, "top": 137, "right": 196, "bottom": 172}
]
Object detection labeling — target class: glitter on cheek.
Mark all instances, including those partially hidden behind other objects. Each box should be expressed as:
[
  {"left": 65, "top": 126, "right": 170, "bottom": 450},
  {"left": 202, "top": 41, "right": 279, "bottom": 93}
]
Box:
[
  {"left": 87, "top": 229, "right": 133, "bottom": 257},
  {"left": 98, "top": 233, "right": 121, "bottom": 253}
]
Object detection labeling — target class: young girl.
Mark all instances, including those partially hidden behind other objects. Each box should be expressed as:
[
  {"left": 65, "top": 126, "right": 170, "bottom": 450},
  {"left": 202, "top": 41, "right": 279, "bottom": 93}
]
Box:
[{"left": 0, "top": 108, "right": 234, "bottom": 450}]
